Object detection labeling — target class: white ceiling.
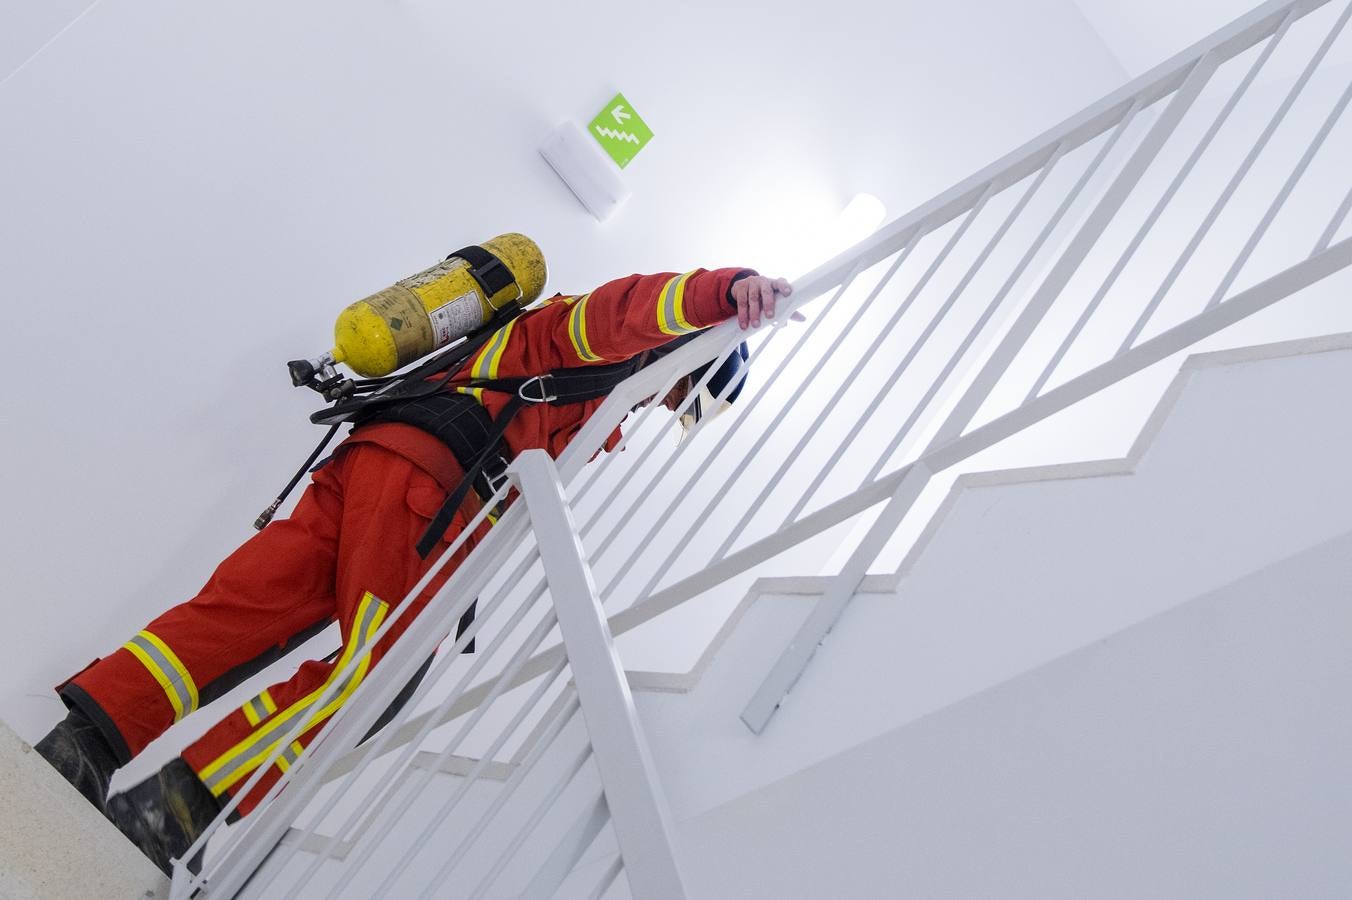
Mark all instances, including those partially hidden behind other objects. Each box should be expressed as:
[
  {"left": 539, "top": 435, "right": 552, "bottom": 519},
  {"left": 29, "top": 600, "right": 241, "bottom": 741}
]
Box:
[
  {"left": 0, "top": 0, "right": 100, "bottom": 85},
  {"left": 5, "top": 0, "right": 1321, "bottom": 88},
  {"left": 1072, "top": 0, "right": 1282, "bottom": 75}
]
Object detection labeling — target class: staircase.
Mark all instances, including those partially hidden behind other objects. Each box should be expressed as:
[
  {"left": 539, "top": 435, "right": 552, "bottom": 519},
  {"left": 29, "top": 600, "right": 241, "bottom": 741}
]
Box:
[
  {"left": 0, "top": 722, "right": 167, "bottom": 899},
  {"left": 9, "top": 0, "right": 1348, "bottom": 896},
  {"left": 248, "top": 330, "right": 1352, "bottom": 898},
  {"left": 616, "top": 332, "right": 1352, "bottom": 826},
  {"left": 673, "top": 523, "right": 1352, "bottom": 899}
]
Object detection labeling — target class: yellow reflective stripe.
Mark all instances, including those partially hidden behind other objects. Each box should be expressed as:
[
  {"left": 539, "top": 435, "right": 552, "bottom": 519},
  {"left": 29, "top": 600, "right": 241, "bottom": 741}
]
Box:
[
  {"left": 124, "top": 642, "right": 182, "bottom": 721},
  {"left": 275, "top": 740, "right": 306, "bottom": 774},
  {"left": 199, "top": 593, "right": 388, "bottom": 796},
  {"left": 123, "top": 630, "right": 198, "bottom": 722},
  {"left": 241, "top": 689, "right": 278, "bottom": 727},
  {"left": 470, "top": 317, "right": 519, "bottom": 380},
  {"left": 657, "top": 272, "right": 698, "bottom": 336},
  {"left": 567, "top": 293, "right": 603, "bottom": 362},
  {"left": 199, "top": 594, "right": 382, "bottom": 784},
  {"left": 202, "top": 600, "right": 384, "bottom": 795}
]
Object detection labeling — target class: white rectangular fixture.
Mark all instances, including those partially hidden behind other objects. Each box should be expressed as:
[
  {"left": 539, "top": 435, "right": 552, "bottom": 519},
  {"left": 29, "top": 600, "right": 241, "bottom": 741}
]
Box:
[{"left": 539, "top": 121, "right": 631, "bottom": 222}]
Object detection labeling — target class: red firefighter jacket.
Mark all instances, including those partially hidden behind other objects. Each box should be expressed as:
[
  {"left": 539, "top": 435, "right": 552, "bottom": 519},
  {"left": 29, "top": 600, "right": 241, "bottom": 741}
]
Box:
[{"left": 342, "top": 267, "right": 751, "bottom": 496}]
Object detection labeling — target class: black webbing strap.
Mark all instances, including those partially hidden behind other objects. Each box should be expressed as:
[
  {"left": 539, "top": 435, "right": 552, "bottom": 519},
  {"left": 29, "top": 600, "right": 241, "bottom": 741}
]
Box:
[
  {"left": 463, "top": 356, "right": 646, "bottom": 406},
  {"left": 408, "top": 355, "right": 648, "bottom": 557},
  {"left": 361, "top": 391, "right": 510, "bottom": 513},
  {"left": 448, "top": 244, "right": 516, "bottom": 302},
  {"left": 414, "top": 394, "right": 527, "bottom": 559}
]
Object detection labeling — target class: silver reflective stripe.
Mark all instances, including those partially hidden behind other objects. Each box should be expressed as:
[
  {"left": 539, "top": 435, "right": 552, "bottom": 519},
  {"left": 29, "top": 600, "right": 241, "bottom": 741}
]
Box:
[
  {"left": 570, "top": 294, "right": 600, "bottom": 361},
  {"left": 660, "top": 272, "right": 699, "bottom": 335},
  {"left": 661, "top": 276, "right": 681, "bottom": 333},
  {"left": 247, "top": 695, "right": 271, "bottom": 723},
  {"left": 474, "top": 323, "right": 511, "bottom": 377},
  {"left": 201, "top": 596, "right": 384, "bottom": 794},
  {"left": 127, "top": 633, "right": 196, "bottom": 719},
  {"left": 280, "top": 742, "right": 303, "bottom": 768}
]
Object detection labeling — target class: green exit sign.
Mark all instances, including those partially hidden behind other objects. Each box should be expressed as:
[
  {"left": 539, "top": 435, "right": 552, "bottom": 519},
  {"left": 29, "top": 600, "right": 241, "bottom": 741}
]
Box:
[{"left": 588, "top": 92, "right": 653, "bottom": 169}]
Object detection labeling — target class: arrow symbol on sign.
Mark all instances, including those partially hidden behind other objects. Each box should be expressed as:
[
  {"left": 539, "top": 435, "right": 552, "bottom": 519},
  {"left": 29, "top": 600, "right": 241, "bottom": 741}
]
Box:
[{"left": 611, "top": 105, "right": 632, "bottom": 124}]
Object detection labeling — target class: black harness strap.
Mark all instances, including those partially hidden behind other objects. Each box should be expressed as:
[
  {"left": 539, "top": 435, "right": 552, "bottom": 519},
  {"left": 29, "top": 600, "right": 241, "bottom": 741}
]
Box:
[
  {"left": 472, "top": 357, "right": 646, "bottom": 405},
  {"left": 449, "top": 244, "right": 517, "bottom": 301},
  {"left": 413, "top": 394, "right": 526, "bottom": 558},
  {"left": 361, "top": 391, "right": 510, "bottom": 514},
  {"left": 285, "top": 308, "right": 653, "bottom": 560},
  {"left": 408, "top": 354, "right": 647, "bottom": 558}
]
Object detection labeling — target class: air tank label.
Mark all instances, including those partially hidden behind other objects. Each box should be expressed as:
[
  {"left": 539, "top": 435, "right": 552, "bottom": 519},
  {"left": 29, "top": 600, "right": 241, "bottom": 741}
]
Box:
[{"left": 428, "top": 290, "right": 483, "bottom": 348}]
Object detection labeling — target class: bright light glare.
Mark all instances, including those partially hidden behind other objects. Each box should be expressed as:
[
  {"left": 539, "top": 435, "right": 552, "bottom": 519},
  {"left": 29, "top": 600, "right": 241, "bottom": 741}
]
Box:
[
  {"left": 826, "top": 193, "right": 888, "bottom": 258},
  {"left": 738, "top": 186, "right": 888, "bottom": 280}
]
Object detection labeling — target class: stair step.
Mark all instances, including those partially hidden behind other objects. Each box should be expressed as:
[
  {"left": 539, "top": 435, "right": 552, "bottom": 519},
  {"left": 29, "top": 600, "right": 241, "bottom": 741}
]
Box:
[{"left": 0, "top": 720, "right": 167, "bottom": 900}]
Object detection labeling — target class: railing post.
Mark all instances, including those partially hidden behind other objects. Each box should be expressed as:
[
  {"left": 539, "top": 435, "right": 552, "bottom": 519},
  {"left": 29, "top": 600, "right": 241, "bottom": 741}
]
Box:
[{"left": 513, "top": 450, "right": 689, "bottom": 900}]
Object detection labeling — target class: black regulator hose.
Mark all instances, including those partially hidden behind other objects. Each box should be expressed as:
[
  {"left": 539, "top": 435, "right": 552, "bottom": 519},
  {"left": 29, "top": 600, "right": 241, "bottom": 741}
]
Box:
[{"left": 253, "top": 423, "right": 342, "bottom": 531}]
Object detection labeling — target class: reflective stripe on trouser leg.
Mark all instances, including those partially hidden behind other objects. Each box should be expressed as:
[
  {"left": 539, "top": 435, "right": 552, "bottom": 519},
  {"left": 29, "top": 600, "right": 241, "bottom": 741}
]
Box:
[
  {"left": 197, "top": 592, "right": 388, "bottom": 797},
  {"left": 241, "top": 689, "right": 278, "bottom": 727},
  {"left": 122, "top": 630, "right": 199, "bottom": 722},
  {"left": 275, "top": 740, "right": 306, "bottom": 773}
]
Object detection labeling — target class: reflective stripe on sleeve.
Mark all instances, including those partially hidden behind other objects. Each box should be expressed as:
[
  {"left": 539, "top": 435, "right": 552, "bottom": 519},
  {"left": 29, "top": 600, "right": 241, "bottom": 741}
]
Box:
[
  {"left": 123, "top": 630, "right": 199, "bottom": 722},
  {"left": 470, "top": 317, "right": 520, "bottom": 380},
  {"left": 656, "top": 272, "right": 699, "bottom": 336},
  {"left": 567, "top": 293, "right": 603, "bottom": 362},
  {"left": 198, "top": 592, "right": 388, "bottom": 797}
]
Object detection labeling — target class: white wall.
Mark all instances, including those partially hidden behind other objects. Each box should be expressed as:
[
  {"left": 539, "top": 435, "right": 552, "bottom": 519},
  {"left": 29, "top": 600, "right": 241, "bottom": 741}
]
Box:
[
  {"left": 618, "top": 334, "right": 1352, "bottom": 823},
  {"left": 674, "top": 525, "right": 1352, "bottom": 899},
  {"left": 0, "top": 0, "right": 1128, "bottom": 763}
]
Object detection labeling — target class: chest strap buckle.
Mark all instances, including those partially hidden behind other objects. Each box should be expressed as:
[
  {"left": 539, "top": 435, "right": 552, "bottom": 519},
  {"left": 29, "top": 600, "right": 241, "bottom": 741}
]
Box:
[{"left": 518, "top": 375, "right": 558, "bottom": 403}]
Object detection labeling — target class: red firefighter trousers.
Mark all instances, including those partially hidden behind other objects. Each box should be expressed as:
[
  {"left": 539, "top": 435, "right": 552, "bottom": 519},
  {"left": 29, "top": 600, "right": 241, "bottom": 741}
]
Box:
[{"left": 62, "top": 438, "right": 487, "bottom": 816}]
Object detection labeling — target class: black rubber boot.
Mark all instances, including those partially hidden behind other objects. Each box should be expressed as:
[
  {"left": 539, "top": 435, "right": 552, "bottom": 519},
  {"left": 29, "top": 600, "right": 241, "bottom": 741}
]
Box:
[
  {"left": 105, "top": 757, "right": 222, "bottom": 876},
  {"left": 34, "top": 707, "right": 120, "bottom": 812}
]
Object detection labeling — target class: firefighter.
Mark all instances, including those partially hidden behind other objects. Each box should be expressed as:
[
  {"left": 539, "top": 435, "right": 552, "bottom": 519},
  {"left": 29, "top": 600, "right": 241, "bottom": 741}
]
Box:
[{"left": 33, "top": 264, "right": 791, "bottom": 873}]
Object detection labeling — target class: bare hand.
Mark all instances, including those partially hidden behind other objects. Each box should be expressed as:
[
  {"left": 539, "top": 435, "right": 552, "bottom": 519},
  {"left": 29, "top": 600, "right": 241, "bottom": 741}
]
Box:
[{"left": 731, "top": 275, "right": 792, "bottom": 330}]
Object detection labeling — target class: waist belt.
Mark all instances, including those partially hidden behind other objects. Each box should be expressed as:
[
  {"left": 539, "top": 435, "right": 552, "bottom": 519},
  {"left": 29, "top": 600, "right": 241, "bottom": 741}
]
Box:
[{"left": 360, "top": 391, "right": 511, "bottom": 519}]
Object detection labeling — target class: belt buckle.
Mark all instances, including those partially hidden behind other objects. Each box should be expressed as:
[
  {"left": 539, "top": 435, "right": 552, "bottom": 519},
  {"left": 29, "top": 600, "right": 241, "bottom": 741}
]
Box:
[{"left": 518, "top": 375, "right": 558, "bottom": 403}]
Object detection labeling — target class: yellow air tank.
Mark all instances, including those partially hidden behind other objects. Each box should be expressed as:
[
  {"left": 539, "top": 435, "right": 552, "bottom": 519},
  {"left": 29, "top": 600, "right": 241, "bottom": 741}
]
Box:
[{"left": 330, "top": 233, "right": 546, "bottom": 377}]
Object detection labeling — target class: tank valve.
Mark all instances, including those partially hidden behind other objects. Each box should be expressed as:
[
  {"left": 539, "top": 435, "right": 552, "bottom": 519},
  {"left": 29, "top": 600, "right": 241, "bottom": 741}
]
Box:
[{"left": 287, "top": 353, "right": 354, "bottom": 401}]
